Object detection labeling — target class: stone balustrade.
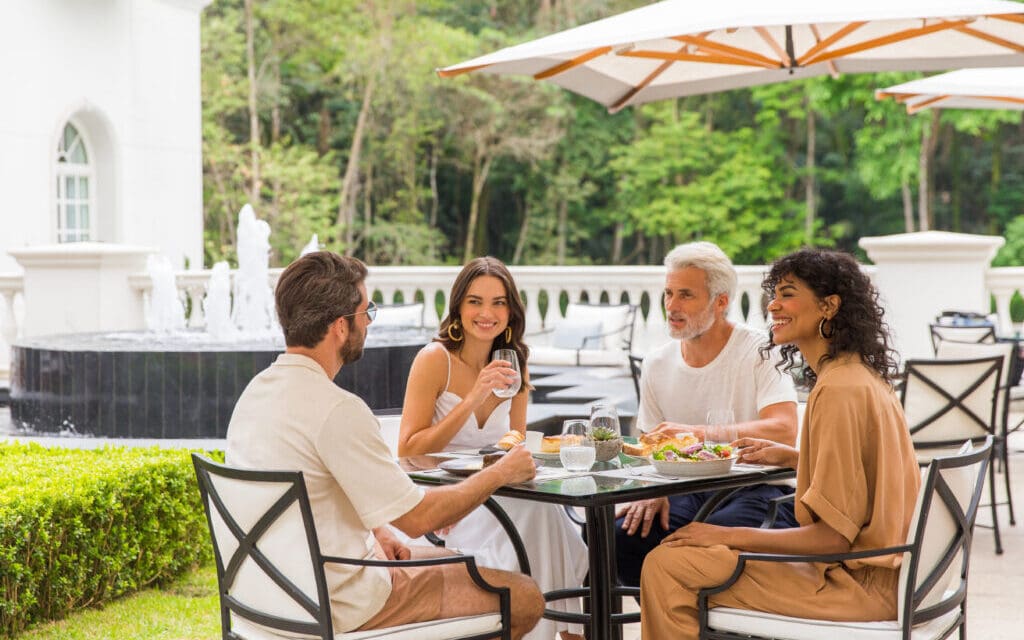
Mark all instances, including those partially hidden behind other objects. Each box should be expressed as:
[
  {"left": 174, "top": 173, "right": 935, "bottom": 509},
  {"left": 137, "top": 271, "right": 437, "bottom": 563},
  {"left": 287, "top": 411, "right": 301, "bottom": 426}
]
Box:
[{"left": 2, "top": 255, "right": 1021, "bottom": 382}]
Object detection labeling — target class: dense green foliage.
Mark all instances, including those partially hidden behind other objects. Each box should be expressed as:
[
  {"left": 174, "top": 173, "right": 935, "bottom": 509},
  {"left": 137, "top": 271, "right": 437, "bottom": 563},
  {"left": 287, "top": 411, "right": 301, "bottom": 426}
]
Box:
[
  {"left": 0, "top": 445, "right": 216, "bottom": 637},
  {"left": 201, "top": 0, "right": 1024, "bottom": 268}
]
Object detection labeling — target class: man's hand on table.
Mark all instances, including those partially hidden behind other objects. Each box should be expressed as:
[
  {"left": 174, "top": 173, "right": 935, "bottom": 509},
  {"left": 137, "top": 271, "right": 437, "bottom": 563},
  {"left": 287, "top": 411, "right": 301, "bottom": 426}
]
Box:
[
  {"left": 489, "top": 445, "right": 537, "bottom": 484},
  {"left": 373, "top": 526, "right": 412, "bottom": 560},
  {"left": 648, "top": 421, "right": 706, "bottom": 441},
  {"left": 616, "top": 497, "right": 671, "bottom": 537}
]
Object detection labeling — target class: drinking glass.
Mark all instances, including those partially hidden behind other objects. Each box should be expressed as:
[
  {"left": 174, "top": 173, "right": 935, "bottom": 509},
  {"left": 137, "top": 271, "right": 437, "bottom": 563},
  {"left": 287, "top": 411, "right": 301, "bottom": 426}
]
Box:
[
  {"left": 705, "top": 409, "right": 737, "bottom": 446},
  {"left": 491, "top": 349, "right": 522, "bottom": 399},
  {"left": 559, "top": 420, "right": 596, "bottom": 472},
  {"left": 589, "top": 403, "right": 621, "bottom": 436}
]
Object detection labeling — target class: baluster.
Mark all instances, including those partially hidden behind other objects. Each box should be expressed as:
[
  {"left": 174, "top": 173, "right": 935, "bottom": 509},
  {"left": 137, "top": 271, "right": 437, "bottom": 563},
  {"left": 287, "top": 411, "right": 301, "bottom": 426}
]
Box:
[
  {"left": 992, "top": 289, "right": 1014, "bottom": 337},
  {"left": 187, "top": 284, "right": 206, "bottom": 329},
  {"left": 522, "top": 285, "right": 545, "bottom": 334}
]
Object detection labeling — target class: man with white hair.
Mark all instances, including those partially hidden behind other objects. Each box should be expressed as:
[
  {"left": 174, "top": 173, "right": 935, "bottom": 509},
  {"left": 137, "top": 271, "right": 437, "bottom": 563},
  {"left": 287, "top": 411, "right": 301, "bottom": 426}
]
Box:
[{"left": 614, "top": 241, "right": 799, "bottom": 587}]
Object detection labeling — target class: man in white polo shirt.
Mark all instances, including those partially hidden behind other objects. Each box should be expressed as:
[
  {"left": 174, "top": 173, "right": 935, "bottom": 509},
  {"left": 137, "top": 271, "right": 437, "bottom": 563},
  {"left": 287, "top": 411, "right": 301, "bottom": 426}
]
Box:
[{"left": 227, "top": 251, "right": 543, "bottom": 638}]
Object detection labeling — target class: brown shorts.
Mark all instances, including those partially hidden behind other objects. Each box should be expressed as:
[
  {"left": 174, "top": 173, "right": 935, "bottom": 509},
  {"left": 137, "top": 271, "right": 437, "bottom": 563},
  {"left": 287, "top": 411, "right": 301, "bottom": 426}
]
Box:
[{"left": 357, "top": 545, "right": 498, "bottom": 630}]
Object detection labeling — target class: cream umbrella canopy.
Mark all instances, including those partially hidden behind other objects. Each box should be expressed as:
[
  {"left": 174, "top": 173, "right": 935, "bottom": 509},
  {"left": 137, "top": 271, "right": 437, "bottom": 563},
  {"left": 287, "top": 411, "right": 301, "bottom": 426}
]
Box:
[
  {"left": 438, "top": 0, "right": 1024, "bottom": 113},
  {"left": 876, "top": 66, "right": 1024, "bottom": 112}
]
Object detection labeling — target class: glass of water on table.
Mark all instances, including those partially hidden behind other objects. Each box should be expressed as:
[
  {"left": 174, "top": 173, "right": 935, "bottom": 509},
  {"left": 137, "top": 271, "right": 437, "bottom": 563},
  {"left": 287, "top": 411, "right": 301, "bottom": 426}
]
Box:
[
  {"left": 491, "top": 349, "right": 521, "bottom": 399},
  {"left": 559, "top": 420, "right": 596, "bottom": 471}
]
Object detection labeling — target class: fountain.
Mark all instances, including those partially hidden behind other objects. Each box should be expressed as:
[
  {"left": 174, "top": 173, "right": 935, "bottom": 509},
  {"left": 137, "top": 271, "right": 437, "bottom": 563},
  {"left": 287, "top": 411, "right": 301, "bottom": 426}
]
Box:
[{"left": 8, "top": 207, "right": 431, "bottom": 438}]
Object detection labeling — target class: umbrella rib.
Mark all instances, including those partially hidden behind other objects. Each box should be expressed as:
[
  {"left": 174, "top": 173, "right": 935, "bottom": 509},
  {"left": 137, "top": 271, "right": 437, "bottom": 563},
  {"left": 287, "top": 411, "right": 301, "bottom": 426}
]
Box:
[
  {"left": 437, "top": 63, "right": 490, "bottom": 78},
  {"left": 953, "top": 25, "right": 1024, "bottom": 53},
  {"left": 801, "top": 19, "right": 970, "bottom": 67},
  {"left": 796, "top": 21, "right": 866, "bottom": 66},
  {"left": 755, "top": 27, "right": 789, "bottom": 63},
  {"left": 671, "top": 35, "right": 783, "bottom": 68},
  {"left": 610, "top": 44, "right": 692, "bottom": 113},
  {"left": 907, "top": 95, "right": 949, "bottom": 114},
  {"left": 990, "top": 14, "right": 1024, "bottom": 25},
  {"left": 808, "top": 25, "right": 841, "bottom": 78},
  {"left": 534, "top": 46, "right": 614, "bottom": 80},
  {"left": 621, "top": 49, "right": 775, "bottom": 69}
]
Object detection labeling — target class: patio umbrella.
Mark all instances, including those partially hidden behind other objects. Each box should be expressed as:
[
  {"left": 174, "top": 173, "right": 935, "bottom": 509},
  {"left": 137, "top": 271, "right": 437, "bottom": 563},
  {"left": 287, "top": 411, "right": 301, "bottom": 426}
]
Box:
[
  {"left": 875, "top": 66, "right": 1024, "bottom": 112},
  {"left": 438, "top": 0, "right": 1024, "bottom": 113}
]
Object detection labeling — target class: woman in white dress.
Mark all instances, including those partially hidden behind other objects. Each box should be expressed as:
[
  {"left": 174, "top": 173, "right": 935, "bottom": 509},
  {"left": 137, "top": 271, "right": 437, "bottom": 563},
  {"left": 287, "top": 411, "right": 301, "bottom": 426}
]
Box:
[{"left": 399, "top": 257, "right": 588, "bottom": 640}]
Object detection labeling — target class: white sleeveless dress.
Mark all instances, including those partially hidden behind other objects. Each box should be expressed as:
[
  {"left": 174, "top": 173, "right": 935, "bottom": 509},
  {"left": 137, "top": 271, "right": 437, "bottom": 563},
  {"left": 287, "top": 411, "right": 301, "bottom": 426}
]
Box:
[{"left": 436, "top": 351, "right": 588, "bottom": 639}]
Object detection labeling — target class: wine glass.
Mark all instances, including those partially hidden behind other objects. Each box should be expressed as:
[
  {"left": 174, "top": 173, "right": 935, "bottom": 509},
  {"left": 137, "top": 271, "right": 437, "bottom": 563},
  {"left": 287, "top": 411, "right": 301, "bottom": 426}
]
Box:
[
  {"left": 588, "top": 403, "right": 621, "bottom": 436},
  {"left": 559, "top": 420, "right": 596, "bottom": 472},
  {"left": 705, "top": 409, "right": 737, "bottom": 446},
  {"left": 491, "top": 349, "right": 521, "bottom": 399}
]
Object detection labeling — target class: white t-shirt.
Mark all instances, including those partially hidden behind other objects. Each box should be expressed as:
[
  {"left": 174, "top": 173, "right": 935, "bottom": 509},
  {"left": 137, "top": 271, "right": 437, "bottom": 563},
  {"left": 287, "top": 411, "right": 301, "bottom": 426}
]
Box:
[
  {"left": 227, "top": 353, "right": 424, "bottom": 632},
  {"left": 638, "top": 324, "right": 797, "bottom": 431}
]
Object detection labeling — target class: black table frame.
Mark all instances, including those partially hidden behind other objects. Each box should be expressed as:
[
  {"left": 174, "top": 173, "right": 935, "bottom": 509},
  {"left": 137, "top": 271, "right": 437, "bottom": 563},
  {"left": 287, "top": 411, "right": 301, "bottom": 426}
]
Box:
[{"left": 406, "top": 461, "right": 795, "bottom": 640}]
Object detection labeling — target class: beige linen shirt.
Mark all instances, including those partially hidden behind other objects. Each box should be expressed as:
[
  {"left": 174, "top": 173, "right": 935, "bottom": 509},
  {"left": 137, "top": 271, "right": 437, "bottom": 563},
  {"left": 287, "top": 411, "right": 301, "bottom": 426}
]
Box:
[
  {"left": 227, "top": 353, "right": 425, "bottom": 631},
  {"left": 797, "top": 354, "right": 920, "bottom": 570}
]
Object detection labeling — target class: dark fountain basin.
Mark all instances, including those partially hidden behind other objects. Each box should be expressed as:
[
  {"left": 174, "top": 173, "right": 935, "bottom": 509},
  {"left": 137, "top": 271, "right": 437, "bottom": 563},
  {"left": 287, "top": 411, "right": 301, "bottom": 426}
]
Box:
[{"left": 9, "top": 326, "right": 433, "bottom": 438}]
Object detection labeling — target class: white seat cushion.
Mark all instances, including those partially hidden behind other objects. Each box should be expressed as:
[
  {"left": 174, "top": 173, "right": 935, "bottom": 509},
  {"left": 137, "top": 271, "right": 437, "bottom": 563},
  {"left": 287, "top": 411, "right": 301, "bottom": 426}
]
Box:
[
  {"left": 707, "top": 606, "right": 960, "bottom": 640},
  {"left": 233, "top": 613, "right": 502, "bottom": 639}
]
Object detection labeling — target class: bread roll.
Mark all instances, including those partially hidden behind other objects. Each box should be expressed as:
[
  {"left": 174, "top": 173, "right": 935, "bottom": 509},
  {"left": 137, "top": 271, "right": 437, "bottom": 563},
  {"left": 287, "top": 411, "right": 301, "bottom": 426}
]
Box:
[
  {"left": 496, "top": 430, "right": 525, "bottom": 451},
  {"left": 621, "top": 442, "right": 651, "bottom": 457}
]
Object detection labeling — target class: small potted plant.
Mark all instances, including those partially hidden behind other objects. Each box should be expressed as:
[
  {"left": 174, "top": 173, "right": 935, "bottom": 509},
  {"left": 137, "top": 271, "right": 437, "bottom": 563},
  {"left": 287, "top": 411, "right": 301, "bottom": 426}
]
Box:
[{"left": 589, "top": 425, "right": 623, "bottom": 462}]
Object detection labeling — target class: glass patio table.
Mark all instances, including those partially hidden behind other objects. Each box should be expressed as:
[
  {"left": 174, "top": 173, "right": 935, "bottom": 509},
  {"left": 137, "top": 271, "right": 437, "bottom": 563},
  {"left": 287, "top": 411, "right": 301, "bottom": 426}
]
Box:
[{"left": 400, "top": 453, "right": 795, "bottom": 640}]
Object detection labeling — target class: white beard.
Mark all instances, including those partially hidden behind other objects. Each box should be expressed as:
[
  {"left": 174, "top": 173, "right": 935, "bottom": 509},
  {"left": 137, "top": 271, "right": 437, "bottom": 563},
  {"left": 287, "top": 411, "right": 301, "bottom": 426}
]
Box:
[{"left": 668, "top": 302, "right": 716, "bottom": 341}]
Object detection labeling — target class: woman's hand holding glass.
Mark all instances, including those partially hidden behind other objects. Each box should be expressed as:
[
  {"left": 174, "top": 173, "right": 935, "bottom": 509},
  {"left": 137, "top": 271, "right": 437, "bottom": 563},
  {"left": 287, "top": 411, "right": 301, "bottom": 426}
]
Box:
[
  {"left": 490, "top": 349, "right": 521, "bottom": 399},
  {"left": 465, "top": 356, "right": 519, "bottom": 405}
]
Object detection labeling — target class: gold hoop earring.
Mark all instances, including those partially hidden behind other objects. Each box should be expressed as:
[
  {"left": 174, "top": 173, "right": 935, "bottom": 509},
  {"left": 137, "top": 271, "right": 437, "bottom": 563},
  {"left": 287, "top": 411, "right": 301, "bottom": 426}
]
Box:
[
  {"left": 447, "top": 320, "right": 464, "bottom": 342},
  {"left": 505, "top": 327, "right": 513, "bottom": 343},
  {"left": 818, "top": 317, "right": 835, "bottom": 340}
]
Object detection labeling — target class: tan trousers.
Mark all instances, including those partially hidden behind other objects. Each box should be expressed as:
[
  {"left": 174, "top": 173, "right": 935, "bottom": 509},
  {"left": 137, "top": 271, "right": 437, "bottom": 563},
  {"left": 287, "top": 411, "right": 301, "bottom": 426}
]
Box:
[{"left": 639, "top": 544, "right": 898, "bottom": 639}]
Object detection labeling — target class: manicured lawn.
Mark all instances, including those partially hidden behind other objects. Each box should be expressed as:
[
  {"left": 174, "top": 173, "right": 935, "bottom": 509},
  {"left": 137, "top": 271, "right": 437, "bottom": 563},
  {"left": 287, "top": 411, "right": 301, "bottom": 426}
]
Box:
[{"left": 14, "top": 563, "right": 219, "bottom": 640}]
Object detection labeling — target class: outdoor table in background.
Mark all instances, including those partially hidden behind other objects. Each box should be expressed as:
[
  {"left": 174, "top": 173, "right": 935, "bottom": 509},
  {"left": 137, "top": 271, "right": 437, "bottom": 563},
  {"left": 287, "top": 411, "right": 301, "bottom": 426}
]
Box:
[{"left": 401, "top": 453, "right": 795, "bottom": 640}]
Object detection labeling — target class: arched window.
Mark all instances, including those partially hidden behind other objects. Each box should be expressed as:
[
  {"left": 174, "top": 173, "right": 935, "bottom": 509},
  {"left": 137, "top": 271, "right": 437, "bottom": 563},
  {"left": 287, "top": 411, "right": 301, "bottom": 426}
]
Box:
[{"left": 55, "top": 122, "right": 95, "bottom": 242}]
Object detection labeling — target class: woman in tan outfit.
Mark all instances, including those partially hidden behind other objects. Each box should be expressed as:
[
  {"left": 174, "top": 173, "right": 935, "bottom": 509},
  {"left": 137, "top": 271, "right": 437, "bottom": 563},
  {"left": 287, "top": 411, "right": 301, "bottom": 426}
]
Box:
[{"left": 640, "top": 248, "right": 920, "bottom": 638}]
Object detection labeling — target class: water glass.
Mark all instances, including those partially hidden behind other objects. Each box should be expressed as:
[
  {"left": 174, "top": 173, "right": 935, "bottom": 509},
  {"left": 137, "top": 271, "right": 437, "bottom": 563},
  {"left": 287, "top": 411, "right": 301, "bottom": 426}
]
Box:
[
  {"left": 491, "top": 349, "right": 522, "bottom": 399},
  {"left": 559, "top": 420, "right": 596, "bottom": 472},
  {"left": 705, "top": 409, "right": 737, "bottom": 446},
  {"left": 589, "top": 403, "right": 621, "bottom": 436}
]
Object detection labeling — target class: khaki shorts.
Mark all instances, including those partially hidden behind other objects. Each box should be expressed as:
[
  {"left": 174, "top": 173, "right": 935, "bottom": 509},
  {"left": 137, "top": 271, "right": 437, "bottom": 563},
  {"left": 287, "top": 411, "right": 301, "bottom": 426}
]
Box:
[{"left": 357, "top": 545, "right": 498, "bottom": 630}]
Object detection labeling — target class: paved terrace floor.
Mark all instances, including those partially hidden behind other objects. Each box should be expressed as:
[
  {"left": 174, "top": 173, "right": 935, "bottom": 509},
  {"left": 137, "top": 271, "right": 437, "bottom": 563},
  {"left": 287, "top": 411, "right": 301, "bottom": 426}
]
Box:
[{"left": 1, "top": 404, "right": 1022, "bottom": 638}]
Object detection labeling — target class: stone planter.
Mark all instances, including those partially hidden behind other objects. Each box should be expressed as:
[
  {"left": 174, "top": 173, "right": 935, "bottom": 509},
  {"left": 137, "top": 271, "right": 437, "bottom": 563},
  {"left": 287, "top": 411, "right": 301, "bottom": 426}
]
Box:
[{"left": 591, "top": 437, "right": 623, "bottom": 462}]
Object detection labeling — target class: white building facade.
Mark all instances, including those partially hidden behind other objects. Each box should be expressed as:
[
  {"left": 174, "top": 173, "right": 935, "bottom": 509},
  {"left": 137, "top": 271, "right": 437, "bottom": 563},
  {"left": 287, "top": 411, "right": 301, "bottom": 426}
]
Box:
[{"left": 0, "top": 0, "right": 211, "bottom": 273}]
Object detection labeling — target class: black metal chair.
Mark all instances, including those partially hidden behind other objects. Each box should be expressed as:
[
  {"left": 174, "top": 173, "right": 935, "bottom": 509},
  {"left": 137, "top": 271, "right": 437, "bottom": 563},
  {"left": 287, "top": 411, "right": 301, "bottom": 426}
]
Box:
[
  {"left": 934, "top": 341, "right": 1017, "bottom": 528},
  {"left": 628, "top": 354, "right": 643, "bottom": 404},
  {"left": 900, "top": 356, "right": 1004, "bottom": 554},
  {"left": 192, "top": 454, "right": 512, "bottom": 640},
  {"left": 698, "top": 437, "right": 993, "bottom": 640},
  {"left": 929, "top": 322, "right": 996, "bottom": 353}
]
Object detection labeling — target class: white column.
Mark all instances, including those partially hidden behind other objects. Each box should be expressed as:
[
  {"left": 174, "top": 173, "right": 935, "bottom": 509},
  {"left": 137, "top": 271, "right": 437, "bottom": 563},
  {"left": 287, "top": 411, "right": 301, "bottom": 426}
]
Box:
[
  {"left": 8, "top": 243, "right": 155, "bottom": 336},
  {"left": 859, "top": 231, "right": 1003, "bottom": 361}
]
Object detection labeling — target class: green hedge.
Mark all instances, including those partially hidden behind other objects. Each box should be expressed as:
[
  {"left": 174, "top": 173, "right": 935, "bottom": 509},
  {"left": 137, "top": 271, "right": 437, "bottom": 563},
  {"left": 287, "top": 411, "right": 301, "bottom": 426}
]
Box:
[{"left": 0, "top": 443, "right": 219, "bottom": 637}]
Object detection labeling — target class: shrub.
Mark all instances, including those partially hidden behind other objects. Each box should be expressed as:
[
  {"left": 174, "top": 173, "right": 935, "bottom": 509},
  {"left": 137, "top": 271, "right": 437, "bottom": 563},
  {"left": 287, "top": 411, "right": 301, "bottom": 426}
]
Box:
[{"left": 0, "top": 443, "right": 219, "bottom": 637}]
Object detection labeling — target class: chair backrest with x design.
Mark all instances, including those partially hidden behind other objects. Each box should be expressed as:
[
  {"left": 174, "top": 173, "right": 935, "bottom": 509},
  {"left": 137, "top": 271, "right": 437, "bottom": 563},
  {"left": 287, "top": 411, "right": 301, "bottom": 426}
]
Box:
[
  {"left": 929, "top": 323, "right": 996, "bottom": 353},
  {"left": 192, "top": 453, "right": 335, "bottom": 639},
  {"left": 897, "top": 438, "right": 991, "bottom": 630},
  {"left": 935, "top": 341, "right": 1016, "bottom": 435},
  {"left": 901, "top": 356, "right": 1003, "bottom": 449}
]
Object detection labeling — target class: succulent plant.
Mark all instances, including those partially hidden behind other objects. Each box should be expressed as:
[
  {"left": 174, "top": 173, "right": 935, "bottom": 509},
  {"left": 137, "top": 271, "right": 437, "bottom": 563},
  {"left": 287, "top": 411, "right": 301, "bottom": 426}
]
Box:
[{"left": 590, "top": 426, "right": 620, "bottom": 441}]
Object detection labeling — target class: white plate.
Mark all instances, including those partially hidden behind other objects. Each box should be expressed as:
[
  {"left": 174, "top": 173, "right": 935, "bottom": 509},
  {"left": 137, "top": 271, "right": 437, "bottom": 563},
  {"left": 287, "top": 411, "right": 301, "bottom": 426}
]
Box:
[{"left": 649, "top": 455, "right": 736, "bottom": 477}]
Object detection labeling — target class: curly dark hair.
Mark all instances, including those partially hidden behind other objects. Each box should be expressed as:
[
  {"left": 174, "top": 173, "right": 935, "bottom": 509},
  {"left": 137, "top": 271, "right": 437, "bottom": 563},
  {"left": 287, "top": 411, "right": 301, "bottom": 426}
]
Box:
[
  {"left": 759, "top": 248, "right": 899, "bottom": 388},
  {"left": 437, "top": 257, "right": 530, "bottom": 383}
]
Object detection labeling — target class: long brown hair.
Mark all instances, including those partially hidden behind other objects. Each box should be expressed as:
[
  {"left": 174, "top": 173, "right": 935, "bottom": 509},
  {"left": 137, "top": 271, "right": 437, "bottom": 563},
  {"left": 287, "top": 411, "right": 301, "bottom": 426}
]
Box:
[{"left": 437, "top": 257, "right": 530, "bottom": 379}]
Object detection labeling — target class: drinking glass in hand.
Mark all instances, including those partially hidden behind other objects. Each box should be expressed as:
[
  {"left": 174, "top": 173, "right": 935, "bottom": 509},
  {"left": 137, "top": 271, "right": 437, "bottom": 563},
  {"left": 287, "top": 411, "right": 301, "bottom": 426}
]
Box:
[
  {"left": 589, "top": 403, "right": 621, "bottom": 436},
  {"left": 705, "top": 409, "right": 737, "bottom": 446},
  {"left": 559, "top": 420, "right": 596, "bottom": 472},
  {"left": 491, "top": 349, "right": 521, "bottom": 399}
]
